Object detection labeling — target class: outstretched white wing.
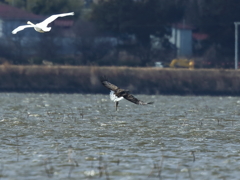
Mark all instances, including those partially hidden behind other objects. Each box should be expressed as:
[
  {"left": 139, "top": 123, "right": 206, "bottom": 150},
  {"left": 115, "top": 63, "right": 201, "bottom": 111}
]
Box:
[
  {"left": 12, "top": 12, "right": 74, "bottom": 34},
  {"left": 12, "top": 25, "right": 34, "bottom": 34},
  {"left": 38, "top": 12, "right": 74, "bottom": 27},
  {"left": 110, "top": 91, "right": 123, "bottom": 102}
]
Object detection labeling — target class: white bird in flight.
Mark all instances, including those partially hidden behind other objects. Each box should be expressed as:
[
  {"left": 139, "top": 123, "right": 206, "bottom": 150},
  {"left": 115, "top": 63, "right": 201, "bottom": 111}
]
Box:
[{"left": 12, "top": 12, "right": 74, "bottom": 34}]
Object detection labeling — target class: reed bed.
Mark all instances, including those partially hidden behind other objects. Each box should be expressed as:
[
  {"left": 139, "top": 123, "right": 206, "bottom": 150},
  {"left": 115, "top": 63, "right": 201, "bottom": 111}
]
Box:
[{"left": 0, "top": 65, "right": 240, "bottom": 95}]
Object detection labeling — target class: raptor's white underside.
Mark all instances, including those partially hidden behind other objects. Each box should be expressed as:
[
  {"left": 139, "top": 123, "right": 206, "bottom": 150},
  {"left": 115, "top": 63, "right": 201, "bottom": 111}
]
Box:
[{"left": 110, "top": 91, "right": 124, "bottom": 102}]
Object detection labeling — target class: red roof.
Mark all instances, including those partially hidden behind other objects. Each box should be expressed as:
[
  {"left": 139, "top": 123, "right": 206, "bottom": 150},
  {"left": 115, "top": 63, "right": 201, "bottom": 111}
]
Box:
[
  {"left": 53, "top": 20, "right": 74, "bottom": 27},
  {"left": 0, "top": 3, "right": 74, "bottom": 27},
  {"left": 192, "top": 33, "right": 209, "bottom": 40},
  {"left": 172, "top": 23, "right": 194, "bottom": 30},
  {"left": 0, "top": 3, "right": 43, "bottom": 20}
]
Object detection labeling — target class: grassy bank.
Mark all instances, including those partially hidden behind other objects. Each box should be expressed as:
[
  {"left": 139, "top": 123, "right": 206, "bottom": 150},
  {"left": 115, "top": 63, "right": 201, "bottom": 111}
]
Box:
[{"left": 0, "top": 65, "right": 240, "bottom": 95}]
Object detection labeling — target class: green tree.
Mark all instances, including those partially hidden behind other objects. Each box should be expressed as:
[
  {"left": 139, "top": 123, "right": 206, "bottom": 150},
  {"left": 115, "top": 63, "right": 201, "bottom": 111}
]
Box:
[
  {"left": 31, "top": 0, "right": 83, "bottom": 17},
  {"left": 4, "top": 0, "right": 83, "bottom": 17},
  {"left": 184, "top": 0, "right": 240, "bottom": 67},
  {"left": 90, "top": 0, "right": 184, "bottom": 66},
  {"left": 4, "top": 0, "right": 26, "bottom": 8}
]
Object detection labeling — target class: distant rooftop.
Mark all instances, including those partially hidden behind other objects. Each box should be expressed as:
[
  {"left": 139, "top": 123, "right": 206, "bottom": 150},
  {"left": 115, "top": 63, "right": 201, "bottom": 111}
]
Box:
[
  {"left": 172, "top": 23, "right": 194, "bottom": 30},
  {"left": 0, "top": 3, "right": 74, "bottom": 27},
  {"left": 54, "top": 20, "right": 74, "bottom": 27},
  {"left": 192, "top": 33, "right": 209, "bottom": 40},
  {"left": 0, "top": 3, "right": 43, "bottom": 20}
]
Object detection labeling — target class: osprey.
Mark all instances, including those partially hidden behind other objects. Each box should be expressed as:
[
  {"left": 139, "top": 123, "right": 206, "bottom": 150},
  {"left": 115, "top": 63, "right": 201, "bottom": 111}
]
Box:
[
  {"left": 12, "top": 12, "right": 74, "bottom": 34},
  {"left": 101, "top": 78, "right": 153, "bottom": 111}
]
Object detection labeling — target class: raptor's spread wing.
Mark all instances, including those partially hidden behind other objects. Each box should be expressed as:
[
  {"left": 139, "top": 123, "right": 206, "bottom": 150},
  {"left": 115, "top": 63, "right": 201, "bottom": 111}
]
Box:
[
  {"left": 101, "top": 79, "right": 119, "bottom": 91},
  {"left": 123, "top": 94, "right": 154, "bottom": 105}
]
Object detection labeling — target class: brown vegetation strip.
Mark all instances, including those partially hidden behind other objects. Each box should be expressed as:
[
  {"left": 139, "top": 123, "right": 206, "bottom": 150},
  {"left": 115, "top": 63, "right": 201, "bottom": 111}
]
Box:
[{"left": 0, "top": 65, "right": 240, "bottom": 95}]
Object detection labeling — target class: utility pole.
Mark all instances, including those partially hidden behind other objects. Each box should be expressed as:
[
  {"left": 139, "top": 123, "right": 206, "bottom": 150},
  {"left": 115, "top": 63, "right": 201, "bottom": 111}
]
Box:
[{"left": 234, "top": 22, "right": 240, "bottom": 69}]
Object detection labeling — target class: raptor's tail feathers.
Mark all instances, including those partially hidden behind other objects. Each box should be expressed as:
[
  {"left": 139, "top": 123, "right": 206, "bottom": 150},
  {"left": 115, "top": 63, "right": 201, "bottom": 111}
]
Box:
[{"left": 147, "top": 102, "right": 154, "bottom": 104}]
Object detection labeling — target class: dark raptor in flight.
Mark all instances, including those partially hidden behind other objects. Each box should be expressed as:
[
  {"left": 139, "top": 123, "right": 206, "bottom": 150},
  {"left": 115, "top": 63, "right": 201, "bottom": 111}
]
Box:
[{"left": 101, "top": 78, "right": 153, "bottom": 111}]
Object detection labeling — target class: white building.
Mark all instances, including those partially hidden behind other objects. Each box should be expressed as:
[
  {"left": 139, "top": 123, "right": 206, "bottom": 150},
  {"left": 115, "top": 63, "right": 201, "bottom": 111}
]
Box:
[{"left": 169, "top": 23, "right": 193, "bottom": 58}]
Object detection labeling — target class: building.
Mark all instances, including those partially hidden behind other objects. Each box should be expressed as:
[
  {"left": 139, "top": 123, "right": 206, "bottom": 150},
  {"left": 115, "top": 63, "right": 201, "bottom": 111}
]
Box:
[
  {"left": 0, "top": 3, "right": 75, "bottom": 62},
  {"left": 169, "top": 23, "right": 193, "bottom": 58},
  {"left": 0, "top": 3, "right": 44, "bottom": 37}
]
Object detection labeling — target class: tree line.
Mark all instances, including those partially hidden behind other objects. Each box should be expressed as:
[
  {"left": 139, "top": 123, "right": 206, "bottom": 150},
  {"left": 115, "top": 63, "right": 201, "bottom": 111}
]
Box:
[{"left": 1, "top": 0, "right": 240, "bottom": 68}]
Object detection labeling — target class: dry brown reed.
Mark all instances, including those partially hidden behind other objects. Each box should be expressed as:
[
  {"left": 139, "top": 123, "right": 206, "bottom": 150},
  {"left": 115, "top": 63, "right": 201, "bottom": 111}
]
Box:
[
  {"left": 44, "top": 158, "right": 54, "bottom": 178},
  {"left": 0, "top": 65, "right": 240, "bottom": 95},
  {"left": 15, "top": 133, "right": 19, "bottom": 162}
]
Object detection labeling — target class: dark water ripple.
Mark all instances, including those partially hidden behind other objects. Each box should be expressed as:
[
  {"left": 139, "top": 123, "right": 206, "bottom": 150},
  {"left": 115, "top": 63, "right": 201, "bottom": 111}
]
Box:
[{"left": 0, "top": 93, "right": 239, "bottom": 179}]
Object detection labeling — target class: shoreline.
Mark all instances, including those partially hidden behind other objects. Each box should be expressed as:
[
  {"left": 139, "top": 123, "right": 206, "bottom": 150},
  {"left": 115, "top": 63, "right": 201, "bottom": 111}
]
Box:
[{"left": 0, "top": 65, "right": 239, "bottom": 95}]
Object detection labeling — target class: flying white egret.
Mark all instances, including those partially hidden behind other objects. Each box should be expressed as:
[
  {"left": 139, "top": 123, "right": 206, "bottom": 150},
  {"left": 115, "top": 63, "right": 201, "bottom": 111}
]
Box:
[
  {"left": 12, "top": 12, "right": 74, "bottom": 34},
  {"left": 101, "top": 78, "right": 153, "bottom": 111}
]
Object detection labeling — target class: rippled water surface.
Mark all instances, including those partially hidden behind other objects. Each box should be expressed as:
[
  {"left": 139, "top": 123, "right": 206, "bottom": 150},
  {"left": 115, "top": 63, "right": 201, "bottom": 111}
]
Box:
[{"left": 0, "top": 93, "right": 240, "bottom": 179}]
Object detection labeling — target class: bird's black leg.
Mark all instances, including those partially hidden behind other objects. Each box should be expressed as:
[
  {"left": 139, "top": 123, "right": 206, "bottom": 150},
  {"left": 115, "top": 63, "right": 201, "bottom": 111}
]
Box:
[{"left": 115, "top": 101, "right": 119, "bottom": 111}]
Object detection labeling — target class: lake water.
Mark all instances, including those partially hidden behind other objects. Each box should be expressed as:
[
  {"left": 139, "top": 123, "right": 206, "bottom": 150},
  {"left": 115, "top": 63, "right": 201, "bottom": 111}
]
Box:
[{"left": 0, "top": 93, "right": 240, "bottom": 179}]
